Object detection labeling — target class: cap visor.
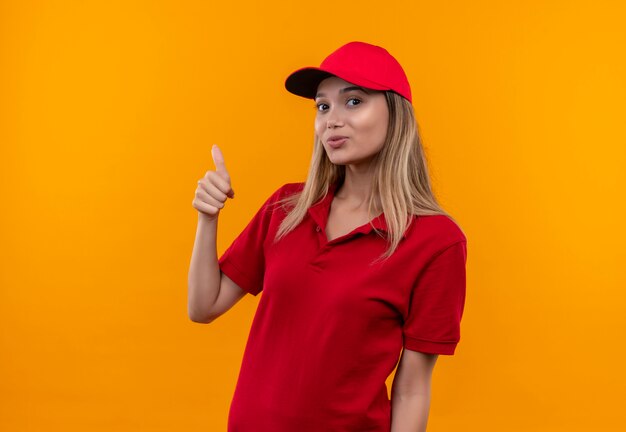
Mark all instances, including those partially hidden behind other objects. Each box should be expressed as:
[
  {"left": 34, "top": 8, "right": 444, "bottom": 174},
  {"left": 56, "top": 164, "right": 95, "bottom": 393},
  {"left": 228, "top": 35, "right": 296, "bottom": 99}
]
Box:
[{"left": 285, "top": 67, "right": 335, "bottom": 99}]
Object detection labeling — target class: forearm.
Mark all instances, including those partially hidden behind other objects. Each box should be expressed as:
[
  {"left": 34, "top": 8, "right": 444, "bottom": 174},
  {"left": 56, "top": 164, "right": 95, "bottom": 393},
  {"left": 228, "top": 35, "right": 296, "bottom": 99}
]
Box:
[
  {"left": 390, "top": 388, "right": 431, "bottom": 432},
  {"left": 187, "top": 214, "right": 220, "bottom": 322}
]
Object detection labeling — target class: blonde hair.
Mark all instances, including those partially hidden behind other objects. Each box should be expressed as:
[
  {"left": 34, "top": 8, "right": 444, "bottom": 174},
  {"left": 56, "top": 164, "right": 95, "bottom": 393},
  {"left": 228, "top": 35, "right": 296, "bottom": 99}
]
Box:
[{"left": 272, "top": 91, "right": 460, "bottom": 263}]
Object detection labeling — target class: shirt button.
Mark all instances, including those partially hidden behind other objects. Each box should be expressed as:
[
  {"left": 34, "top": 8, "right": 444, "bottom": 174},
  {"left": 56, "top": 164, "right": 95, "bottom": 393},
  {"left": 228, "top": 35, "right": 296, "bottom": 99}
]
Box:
[{"left": 316, "top": 226, "right": 321, "bottom": 232}]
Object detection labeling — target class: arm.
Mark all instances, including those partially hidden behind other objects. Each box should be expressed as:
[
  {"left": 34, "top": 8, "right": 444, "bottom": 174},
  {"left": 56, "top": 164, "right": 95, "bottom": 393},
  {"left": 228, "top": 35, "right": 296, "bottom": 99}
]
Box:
[
  {"left": 187, "top": 214, "right": 248, "bottom": 323},
  {"left": 390, "top": 349, "right": 438, "bottom": 432},
  {"left": 188, "top": 145, "right": 248, "bottom": 323}
]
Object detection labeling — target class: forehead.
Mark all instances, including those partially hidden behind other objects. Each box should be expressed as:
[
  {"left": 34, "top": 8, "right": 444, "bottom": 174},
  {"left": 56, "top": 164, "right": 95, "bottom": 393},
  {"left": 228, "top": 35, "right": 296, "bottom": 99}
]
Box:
[{"left": 315, "top": 76, "right": 370, "bottom": 98}]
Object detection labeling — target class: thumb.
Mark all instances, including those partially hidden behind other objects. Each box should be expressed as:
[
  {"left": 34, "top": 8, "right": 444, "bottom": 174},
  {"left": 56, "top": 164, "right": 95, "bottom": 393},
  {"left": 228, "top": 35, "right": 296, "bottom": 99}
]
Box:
[
  {"left": 211, "top": 144, "right": 230, "bottom": 178},
  {"left": 211, "top": 144, "right": 235, "bottom": 197}
]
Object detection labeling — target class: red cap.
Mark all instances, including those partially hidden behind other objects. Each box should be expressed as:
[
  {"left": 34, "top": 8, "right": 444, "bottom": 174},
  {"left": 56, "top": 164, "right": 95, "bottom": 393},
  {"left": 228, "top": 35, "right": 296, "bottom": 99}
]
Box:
[{"left": 284, "top": 41, "right": 412, "bottom": 103}]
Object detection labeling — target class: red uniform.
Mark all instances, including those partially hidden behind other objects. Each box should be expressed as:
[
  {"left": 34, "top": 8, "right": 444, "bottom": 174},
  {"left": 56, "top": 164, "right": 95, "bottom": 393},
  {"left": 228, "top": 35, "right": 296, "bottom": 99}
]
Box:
[{"left": 218, "top": 180, "right": 467, "bottom": 432}]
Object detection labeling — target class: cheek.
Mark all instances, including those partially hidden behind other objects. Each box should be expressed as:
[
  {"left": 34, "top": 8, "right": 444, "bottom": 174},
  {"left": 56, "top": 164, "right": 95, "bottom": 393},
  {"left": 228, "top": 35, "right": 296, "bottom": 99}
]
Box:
[
  {"left": 355, "top": 113, "right": 388, "bottom": 146},
  {"left": 377, "top": 118, "right": 389, "bottom": 143},
  {"left": 314, "top": 117, "right": 325, "bottom": 136},
  {"left": 373, "top": 109, "right": 390, "bottom": 145}
]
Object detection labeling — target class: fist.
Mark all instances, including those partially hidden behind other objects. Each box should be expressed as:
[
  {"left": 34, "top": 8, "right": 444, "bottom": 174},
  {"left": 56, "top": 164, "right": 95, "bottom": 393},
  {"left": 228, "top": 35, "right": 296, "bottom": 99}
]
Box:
[{"left": 193, "top": 144, "right": 235, "bottom": 220}]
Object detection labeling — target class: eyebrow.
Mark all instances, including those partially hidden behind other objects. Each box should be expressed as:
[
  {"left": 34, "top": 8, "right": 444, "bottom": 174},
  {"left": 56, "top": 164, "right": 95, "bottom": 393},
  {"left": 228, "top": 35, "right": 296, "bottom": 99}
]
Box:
[{"left": 315, "top": 86, "right": 370, "bottom": 99}]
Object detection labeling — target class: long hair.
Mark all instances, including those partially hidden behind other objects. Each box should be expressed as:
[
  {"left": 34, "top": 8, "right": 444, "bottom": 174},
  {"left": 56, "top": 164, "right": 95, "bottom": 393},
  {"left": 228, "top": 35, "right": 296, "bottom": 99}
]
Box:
[{"left": 272, "top": 91, "right": 460, "bottom": 263}]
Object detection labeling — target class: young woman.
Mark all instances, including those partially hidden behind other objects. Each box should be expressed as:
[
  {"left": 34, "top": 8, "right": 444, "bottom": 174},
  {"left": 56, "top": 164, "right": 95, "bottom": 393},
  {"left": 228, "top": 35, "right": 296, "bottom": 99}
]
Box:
[{"left": 188, "top": 41, "right": 467, "bottom": 432}]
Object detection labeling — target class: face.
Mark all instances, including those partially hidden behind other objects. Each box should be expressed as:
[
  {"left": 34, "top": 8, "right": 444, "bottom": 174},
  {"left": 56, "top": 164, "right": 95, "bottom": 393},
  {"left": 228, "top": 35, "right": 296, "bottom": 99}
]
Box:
[{"left": 314, "top": 76, "right": 389, "bottom": 168}]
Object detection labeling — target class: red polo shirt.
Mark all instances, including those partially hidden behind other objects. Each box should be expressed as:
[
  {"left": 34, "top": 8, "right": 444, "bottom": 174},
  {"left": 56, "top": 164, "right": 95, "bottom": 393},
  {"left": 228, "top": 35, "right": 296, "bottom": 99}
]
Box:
[{"left": 218, "top": 181, "right": 467, "bottom": 432}]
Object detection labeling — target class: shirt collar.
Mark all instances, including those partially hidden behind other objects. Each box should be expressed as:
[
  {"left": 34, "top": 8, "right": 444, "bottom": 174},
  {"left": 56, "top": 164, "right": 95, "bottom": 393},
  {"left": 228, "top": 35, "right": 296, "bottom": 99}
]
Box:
[{"left": 306, "top": 180, "right": 408, "bottom": 239}]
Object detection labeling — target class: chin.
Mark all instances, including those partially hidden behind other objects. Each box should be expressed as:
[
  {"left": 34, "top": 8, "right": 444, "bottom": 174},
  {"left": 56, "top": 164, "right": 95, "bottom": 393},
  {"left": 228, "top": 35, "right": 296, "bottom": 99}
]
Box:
[
  {"left": 326, "top": 158, "right": 347, "bottom": 166},
  {"left": 329, "top": 159, "right": 365, "bottom": 167},
  {"left": 325, "top": 153, "right": 351, "bottom": 165},
  {"left": 331, "top": 155, "right": 376, "bottom": 168}
]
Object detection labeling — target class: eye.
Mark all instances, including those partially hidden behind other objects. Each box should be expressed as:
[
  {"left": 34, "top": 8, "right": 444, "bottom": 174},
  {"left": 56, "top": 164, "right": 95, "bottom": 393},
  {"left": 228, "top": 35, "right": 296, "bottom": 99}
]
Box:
[
  {"left": 314, "top": 97, "right": 362, "bottom": 112},
  {"left": 315, "top": 102, "right": 329, "bottom": 112}
]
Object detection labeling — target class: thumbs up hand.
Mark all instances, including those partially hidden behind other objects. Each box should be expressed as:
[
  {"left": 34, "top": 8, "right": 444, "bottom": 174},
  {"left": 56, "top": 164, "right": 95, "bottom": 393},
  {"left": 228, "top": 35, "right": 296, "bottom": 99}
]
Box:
[{"left": 193, "top": 144, "right": 235, "bottom": 220}]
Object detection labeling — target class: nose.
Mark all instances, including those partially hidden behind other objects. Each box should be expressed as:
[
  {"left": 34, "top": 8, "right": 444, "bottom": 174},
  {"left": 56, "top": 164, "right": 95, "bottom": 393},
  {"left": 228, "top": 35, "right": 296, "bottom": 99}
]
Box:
[{"left": 326, "top": 112, "right": 343, "bottom": 129}]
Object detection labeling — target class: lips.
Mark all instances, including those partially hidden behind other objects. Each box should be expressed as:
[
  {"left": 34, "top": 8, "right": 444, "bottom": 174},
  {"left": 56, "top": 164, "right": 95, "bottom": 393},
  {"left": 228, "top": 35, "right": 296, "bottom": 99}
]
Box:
[
  {"left": 327, "top": 135, "right": 348, "bottom": 143},
  {"left": 327, "top": 136, "right": 348, "bottom": 149}
]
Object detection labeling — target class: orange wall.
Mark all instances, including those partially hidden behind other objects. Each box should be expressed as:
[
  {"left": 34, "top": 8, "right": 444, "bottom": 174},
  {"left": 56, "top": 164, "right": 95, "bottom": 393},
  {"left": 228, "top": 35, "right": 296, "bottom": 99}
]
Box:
[{"left": 1, "top": 1, "right": 625, "bottom": 431}]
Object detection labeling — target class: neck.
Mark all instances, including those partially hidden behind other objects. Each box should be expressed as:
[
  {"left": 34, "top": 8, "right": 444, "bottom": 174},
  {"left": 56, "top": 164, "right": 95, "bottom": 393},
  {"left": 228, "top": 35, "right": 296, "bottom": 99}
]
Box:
[{"left": 335, "top": 164, "right": 382, "bottom": 212}]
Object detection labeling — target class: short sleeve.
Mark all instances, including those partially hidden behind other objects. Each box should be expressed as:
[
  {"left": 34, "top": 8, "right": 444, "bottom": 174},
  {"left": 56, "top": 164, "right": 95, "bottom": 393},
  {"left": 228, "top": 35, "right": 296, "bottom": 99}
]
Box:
[
  {"left": 218, "top": 185, "right": 285, "bottom": 296},
  {"left": 403, "top": 240, "right": 467, "bottom": 355}
]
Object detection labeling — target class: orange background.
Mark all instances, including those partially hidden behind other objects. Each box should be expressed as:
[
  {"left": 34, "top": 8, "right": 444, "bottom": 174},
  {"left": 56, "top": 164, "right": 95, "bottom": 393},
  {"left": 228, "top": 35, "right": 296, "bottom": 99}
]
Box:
[{"left": 1, "top": 1, "right": 625, "bottom": 431}]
